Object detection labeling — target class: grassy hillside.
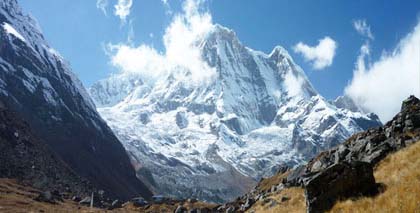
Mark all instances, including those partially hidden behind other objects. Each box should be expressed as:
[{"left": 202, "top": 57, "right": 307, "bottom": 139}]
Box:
[
  {"left": 246, "top": 187, "right": 305, "bottom": 213},
  {"left": 0, "top": 179, "right": 100, "bottom": 213},
  {"left": 0, "top": 178, "right": 217, "bottom": 213},
  {"left": 331, "top": 140, "right": 420, "bottom": 213}
]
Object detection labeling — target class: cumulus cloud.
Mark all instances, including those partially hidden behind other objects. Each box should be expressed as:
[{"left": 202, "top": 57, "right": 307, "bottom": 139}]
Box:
[
  {"left": 108, "top": 45, "right": 167, "bottom": 82},
  {"left": 353, "top": 19, "right": 374, "bottom": 40},
  {"left": 345, "top": 21, "right": 420, "bottom": 122},
  {"left": 107, "top": 0, "right": 216, "bottom": 85},
  {"left": 114, "top": 0, "right": 133, "bottom": 23},
  {"left": 293, "top": 37, "right": 337, "bottom": 70}
]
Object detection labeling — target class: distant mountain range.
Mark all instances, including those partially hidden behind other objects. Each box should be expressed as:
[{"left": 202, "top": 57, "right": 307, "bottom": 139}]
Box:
[{"left": 89, "top": 24, "right": 381, "bottom": 202}]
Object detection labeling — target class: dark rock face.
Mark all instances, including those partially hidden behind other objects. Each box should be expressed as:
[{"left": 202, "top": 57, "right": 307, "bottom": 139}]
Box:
[
  {"left": 0, "top": 103, "right": 94, "bottom": 198},
  {"left": 176, "top": 111, "right": 189, "bottom": 129},
  {"left": 0, "top": 0, "right": 151, "bottom": 200},
  {"left": 304, "top": 161, "right": 377, "bottom": 213}
]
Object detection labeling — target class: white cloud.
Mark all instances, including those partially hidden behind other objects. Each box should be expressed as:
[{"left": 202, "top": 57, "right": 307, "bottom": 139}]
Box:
[
  {"left": 353, "top": 19, "right": 374, "bottom": 40},
  {"left": 114, "top": 0, "right": 133, "bottom": 23},
  {"left": 293, "top": 37, "right": 337, "bottom": 70},
  {"left": 108, "top": 45, "right": 167, "bottom": 82},
  {"left": 107, "top": 0, "right": 216, "bottom": 85},
  {"left": 96, "top": 0, "right": 109, "bottom": 15},
  {"left": 284, "top": 72, "right": 304, "bottom": 97},
  {"left": 345, "top": 21, "right": 420, "bottom": 122}
]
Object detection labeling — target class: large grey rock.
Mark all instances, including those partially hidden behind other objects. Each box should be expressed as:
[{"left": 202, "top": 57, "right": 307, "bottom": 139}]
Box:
[
  {"left": 304, "top": 161, "right": 377, "bottom": 213},
  {"left": 34, "top": 191, "right": 55, "bottom": 204},
  {"left": 79, "top": 196, "right": 92, "bottom": 205}
]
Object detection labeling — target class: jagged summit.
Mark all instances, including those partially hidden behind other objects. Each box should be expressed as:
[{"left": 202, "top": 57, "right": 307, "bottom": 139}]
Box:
[
  {"left": 89, "top": 24, "right": 381, "bottom": 202},
  {"left": 209, "top": 24, "right": 237, "bottom": 40}
]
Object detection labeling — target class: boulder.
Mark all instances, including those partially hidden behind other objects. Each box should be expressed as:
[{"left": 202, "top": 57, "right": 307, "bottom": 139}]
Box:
[
  {"left": 34, "top": 191, "right": 55, "bottom": 204},
  {"left": 304, "top": 161, "right": 377, "bottom": 213},
  {"left": 71, "top": 196, "right": 81, "bottom": 202},
  {"left": 79, "top": 196, "right": 92, "bottom": 205},
  {"left": 280, "top": 196, "right": 290, "bottom": 202},
  {"left": 131, "top": 197, "right": 148, "bottom": 207}
]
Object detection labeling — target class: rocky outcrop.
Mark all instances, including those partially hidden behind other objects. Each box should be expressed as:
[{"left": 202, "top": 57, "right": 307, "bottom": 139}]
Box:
[
  {"left": 285, "top": 96, "right": 420, "bottom": 188},
  {"left": 220, "top": 96, "right": 419, "bottom": 213},
  {"left": 283, "top": 95, "right": 420, "bottom": 212},
  {"left": 304, "top": 161, "right": 377, "bottom": 213}
]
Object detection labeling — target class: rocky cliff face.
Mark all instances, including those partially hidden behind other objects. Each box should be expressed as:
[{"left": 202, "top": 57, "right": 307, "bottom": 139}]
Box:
[
  {"left": 0, "top": 0, "right": 151, "bottom": 200},
  {"left": 0, "top": 101, "right": 95, "bottom": 198},
  {"left": 90, "top": 25, "right": 381, "bottom": 202}
]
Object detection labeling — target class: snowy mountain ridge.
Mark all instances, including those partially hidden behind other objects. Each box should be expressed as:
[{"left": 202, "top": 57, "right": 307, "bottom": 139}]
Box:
[
  {"left": 0, "top": 0, "right": 152, "bottom": 199},
  {"left": 89, "top": 24, "right": 381, "bottom": 202}
]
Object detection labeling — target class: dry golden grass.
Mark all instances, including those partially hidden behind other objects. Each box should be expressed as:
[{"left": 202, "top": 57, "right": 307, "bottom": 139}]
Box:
[
  {"left": 331, "top": 141, "right": 420, "bottom": 213},
  {"left": 0, "top": 179, "right": 104, "bottom": 213},
  {"left": 246, "top": 187, "right": 306, "bottom": 213},
  {"left": 121, "top": 201, "right": 217, "bottom": 212},
  {"left": 0, "top": 178, "right": 217, "bottom": 213},
  {"left": 256, "top": 171, "right": 290, "bottom": 193}
]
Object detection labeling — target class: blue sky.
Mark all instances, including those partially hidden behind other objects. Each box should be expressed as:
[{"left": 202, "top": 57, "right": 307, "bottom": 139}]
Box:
[{"left": 19, "top": 0, "right": 420, "bottom": 103}]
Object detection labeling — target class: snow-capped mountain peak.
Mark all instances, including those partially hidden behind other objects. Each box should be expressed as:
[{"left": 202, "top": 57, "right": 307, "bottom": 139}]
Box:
[{"left": 89, "top": 24, "right": 381, "bottom": 202}]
